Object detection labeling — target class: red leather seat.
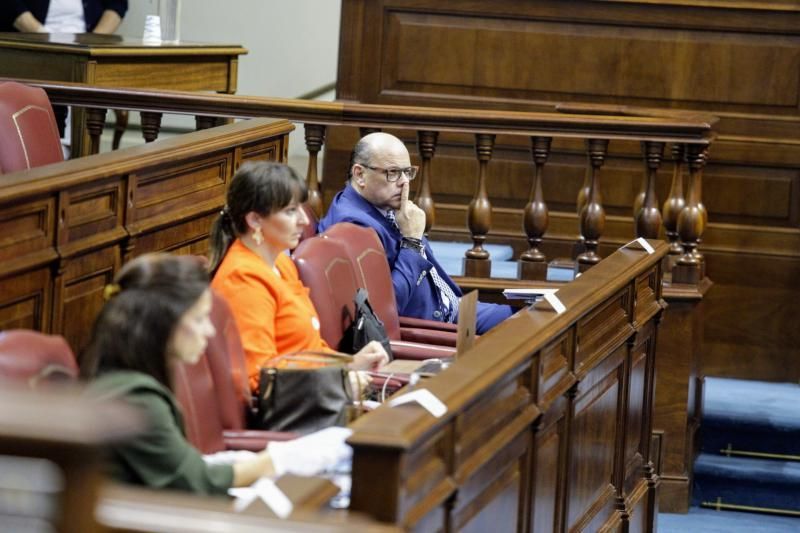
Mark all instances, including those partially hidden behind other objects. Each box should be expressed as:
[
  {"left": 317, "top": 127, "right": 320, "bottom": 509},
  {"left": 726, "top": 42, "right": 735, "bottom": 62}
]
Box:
[
  {"left": 174, "top": 290, "right": 297, "bottom": 454},
  {"left": 0, "top": 81, "right": 63, "bottom": 174},
  {"left": 293, "top": 234, "right": 455, "bottom": 361},
  {"left": 0, "top": 330, "right": 78, "bottom": 387},
  {"left": 299, "top": 203, "right": 318, "bottom": 245},
  {"left": 322, "top": 223, "right": 459, "bottom": 347}
]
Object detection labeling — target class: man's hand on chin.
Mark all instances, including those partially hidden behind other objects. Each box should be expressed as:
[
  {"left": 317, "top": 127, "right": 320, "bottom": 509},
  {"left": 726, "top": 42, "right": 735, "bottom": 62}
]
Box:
[{"left": 395, "top": 182, "right": 426, "bottom": 239}]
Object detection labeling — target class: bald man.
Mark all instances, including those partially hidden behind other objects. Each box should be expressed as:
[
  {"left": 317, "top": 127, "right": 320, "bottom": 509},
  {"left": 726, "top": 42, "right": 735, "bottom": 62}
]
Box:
[{"left": 318, "top": 133, "right": 513, "bottom": 335}]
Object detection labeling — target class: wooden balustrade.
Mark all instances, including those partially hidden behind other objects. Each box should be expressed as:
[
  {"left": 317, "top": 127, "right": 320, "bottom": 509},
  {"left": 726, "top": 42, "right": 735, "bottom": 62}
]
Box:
[{"left": 5, "top": 78, "right": 714, "bottom": 281}]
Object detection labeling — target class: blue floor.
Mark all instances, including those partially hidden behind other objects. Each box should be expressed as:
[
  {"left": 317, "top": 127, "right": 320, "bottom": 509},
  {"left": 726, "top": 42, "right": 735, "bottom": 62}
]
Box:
[
  {"left": 429, "top": 240, "right": 576, "bottom": 281},
  {"left": 659, "top": 506, "right": 800, "bottom": 532}
]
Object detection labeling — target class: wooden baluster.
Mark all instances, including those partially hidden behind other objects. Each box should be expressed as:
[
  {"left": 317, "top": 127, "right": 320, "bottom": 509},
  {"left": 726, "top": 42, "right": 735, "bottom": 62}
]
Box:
[
  {"left": 576, "top": 139, "right": 608, "bottom": 273},
  {"left": 464, "top": 133, "right": 495, "bottom": 278},
  {"left": 673, "top": 144, "right": 708, "bottom": 284},
  {"left": 636, "top": 141, "right": 665, "bottom": 239},
  {"left": 140, "top": 112, "right": 163, "bottom": 143},
  {"left": 518, "top": 136, "right": 552, "bottom": 280},
  {"left": 359, "top": 127, "right": 381, "bottom": 138},
  {"left": 633, "top": 170, "right": 646, "bottom": 221},
  {"left": 195, "top": 115, "right": 217, "bottom": 131},
  {"left": 662, "top": 144, "right": 686, "bottom": 258},
  {"left": 304, "top": 124, "right": 326, "bottom": 218},
  {"left": 112, "top": 110, "right": 128, "bottom": 150},
  {"left": 416, "top": 130, "right": 438, "bottom": 236},
  {"left": 573, "top": 162, "right": 592, "bottom": 258},
  {"left": 85, "top": 108, "right": 107, "bottom": 155}
]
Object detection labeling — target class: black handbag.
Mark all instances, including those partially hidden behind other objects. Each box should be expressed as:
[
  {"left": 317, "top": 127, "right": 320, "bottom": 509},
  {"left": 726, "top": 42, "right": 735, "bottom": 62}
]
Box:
[
  {"left": 339, "top": 288, "right": 393, "bottom": 359},
  {"left": 257, "top": 354, "right": 355, "bottom": 434}
]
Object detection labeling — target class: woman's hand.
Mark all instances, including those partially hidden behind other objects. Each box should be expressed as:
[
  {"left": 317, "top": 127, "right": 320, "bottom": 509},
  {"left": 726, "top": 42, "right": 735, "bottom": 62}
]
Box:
[
  {"left": 349, "top": 341, "right": 389, "bottom": 370},
  {"left": 348, "top": 370, "right": 373, "bottom": 399}
]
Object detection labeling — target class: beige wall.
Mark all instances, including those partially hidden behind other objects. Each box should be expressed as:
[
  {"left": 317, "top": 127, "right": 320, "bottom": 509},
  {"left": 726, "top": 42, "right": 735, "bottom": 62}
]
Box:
[
  {"left": 112, "top": 1, "right": 341, "bottom": 168},
  {"left": 118, "top": 0, "right": 341, "bottom": 97}
]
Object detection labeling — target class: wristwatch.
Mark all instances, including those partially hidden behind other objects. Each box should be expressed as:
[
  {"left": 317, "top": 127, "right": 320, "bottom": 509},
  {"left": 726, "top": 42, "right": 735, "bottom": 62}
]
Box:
[{"left": 400, "top": 237, "right": 425, "bottom": 254}]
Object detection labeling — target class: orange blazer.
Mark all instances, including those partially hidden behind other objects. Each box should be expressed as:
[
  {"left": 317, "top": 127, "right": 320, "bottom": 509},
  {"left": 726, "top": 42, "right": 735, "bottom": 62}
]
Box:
[{"left": 211, "top": 239, "right": 332, "bottom": 392}]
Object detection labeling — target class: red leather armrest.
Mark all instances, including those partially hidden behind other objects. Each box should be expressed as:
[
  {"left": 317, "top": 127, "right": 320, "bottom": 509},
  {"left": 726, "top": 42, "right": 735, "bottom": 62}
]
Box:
[
  {"left": 223, "top": 429, "right": 299, "bottom": 452},
  {"left": 398, "top": 316, "right": 459, "bottom": 332},
  {"left": 389, "top": 340, "right": 457, "bottom": 361},
  {"left": 399, "top": 327, "right": 458, "bottom": 347}
]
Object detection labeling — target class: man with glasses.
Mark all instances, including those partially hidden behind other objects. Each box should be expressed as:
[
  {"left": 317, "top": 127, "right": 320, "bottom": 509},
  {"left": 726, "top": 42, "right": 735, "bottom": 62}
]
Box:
[{"left": 319, "top": 132, "right": 512, "bottom": 334}]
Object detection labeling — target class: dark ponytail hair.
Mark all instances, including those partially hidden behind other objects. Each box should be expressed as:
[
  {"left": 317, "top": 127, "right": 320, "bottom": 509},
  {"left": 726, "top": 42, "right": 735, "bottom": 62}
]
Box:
[
  {"left": 80, "top": 254, "right": 209, "bottom": 391},
  {"left": 208, "top": 161, "right": 307, "bottom": 277}
]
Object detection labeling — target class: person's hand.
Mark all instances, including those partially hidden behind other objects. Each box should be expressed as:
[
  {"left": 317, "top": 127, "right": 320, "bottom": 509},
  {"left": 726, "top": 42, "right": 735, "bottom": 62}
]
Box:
[
  {"left": 349, "top": 340, "right": 389, "bottom": 370},
  {"left": 348, "top": 370, "right": 373, "bottom": 399},
  {"left": 395, "top": 182, "right": 426, "bottom": 239}
]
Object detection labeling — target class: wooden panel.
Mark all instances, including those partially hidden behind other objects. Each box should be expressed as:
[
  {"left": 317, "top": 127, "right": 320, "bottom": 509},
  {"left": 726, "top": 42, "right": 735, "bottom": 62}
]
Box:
[
  {"left": 538, "top": 331, "right": 574, "bottom": 409},
  {"left": 451, "top": 365, "right": 535, "bottom": 532},
  {"left": 240, "top": 138, "right": 285, "bottom": 165},
  {"left": 531, "top": 396, "right": 568, "bottom": 533},
  {"left": 567, "top": 344, "right": 625, "bottom": 532},
  {"left": 57, "top": 247, "right": 120, "bottom": 356},
  {"left": 130, "top": 153, "right": 231, "bottom": 235},
  {"left": 60, "top": 177, "right": 126, "bottom": 251},
  {"left": 383, "top": 11, "right": 800, "bottom": 109},
  {"left": 575, "top": 288, "right": 631, "bottom": 377},
  {"left": 92, "top": 60, "right": 232, "bottom": 92},
  {"left": 634, "top": 266, "right": 661, "bottom": 326},
  {"left": 131, "top": 212, "right": 219, "bottom": 259},
  {"left": 0, "top": 197, "right": 56, "bottom": 266},
  {"left": 0, "top": 268, "right": 51, "bottom": 332},
  {"left": 623, "top": 333, "right": 650, "bottom": 496},
  {"left": 401, "top": 433, "right": 452, "bottom": 530}
]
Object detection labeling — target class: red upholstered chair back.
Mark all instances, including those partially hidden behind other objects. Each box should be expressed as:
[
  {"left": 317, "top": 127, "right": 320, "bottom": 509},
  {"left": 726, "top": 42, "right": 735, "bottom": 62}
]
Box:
[
  {"left": 299, "top": 203, "right": 319, "bottom": 244},
  {"left": 205, "top": 290, "right": 251, "bottom": 430},
  {"left": 173, "top": 356, "right": 227, "bottom": 455},
  {"left": 322, "top": 223, "right": 402, "bottom": 340},
  {"left": 0, "top": 330, "right": 78, "bottom": 386},
  {"left": 292, "top": 236, "right": 359, "bottom": 349},
  {"left": 0, "top": 81, "right": 63, "bottom": 174}
]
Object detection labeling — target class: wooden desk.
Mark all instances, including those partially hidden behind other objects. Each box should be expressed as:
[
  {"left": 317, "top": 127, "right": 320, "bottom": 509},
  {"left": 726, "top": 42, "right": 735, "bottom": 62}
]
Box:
[
  {"left": 0, "top": 32, "right": 246, "bottom": 155},
  {"left": 0, "top": 118, "right": 292, "bottom": 355},
  {"left": 348, "top": 242, "right": 668, "bottom": 531}
]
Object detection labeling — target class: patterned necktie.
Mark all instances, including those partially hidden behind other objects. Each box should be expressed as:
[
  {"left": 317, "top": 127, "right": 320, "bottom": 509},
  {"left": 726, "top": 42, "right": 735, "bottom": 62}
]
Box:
[{"left": 386, "top": 211, "right": 459, "bottom": 322}]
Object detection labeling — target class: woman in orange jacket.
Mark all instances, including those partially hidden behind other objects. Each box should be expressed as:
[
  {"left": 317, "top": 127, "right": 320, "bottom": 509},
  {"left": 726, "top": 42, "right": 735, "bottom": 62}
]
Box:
[{"left": 208, "top": 161, "right": 388, "bottom": 393}]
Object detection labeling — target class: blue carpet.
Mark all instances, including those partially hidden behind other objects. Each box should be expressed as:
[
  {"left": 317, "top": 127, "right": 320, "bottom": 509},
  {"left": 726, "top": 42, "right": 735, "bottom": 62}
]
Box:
[
  {"left": 659, "top": 506, "right": 800, "bottom": 532},
  {"left": 701, "top": 377, "right": 800, "bottom": 457},
  {"left": 429, "top": 240, "right": 577, "bottom": 282},
  {"left": 691, "top": 377, "right": 800, "bottom": 518},
  {"left": 693, "top": 453, "right": 800, "bottom": 512},
  {"left": 429, "top": 241, "right": 514, "bottom": 262}
]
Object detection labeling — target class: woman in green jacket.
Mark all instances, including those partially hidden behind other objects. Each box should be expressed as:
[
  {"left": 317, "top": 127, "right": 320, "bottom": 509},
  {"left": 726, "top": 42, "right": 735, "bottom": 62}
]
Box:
[{"left": 81, "top": 254, "right": 277, "bottom": 495}]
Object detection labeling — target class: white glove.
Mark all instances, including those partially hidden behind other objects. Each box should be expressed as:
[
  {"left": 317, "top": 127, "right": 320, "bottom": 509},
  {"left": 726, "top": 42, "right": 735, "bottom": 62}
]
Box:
[{"left": 267, "top": 427, "right": 353, "bottom": 478}]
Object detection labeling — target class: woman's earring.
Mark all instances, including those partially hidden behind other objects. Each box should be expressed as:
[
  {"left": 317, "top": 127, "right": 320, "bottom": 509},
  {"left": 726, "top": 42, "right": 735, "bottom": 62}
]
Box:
[{"left": 253, "top": 227, "right": 264, "bottom": 246}]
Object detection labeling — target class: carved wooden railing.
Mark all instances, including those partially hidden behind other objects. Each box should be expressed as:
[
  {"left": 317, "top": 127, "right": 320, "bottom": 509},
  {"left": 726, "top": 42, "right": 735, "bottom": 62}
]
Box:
[{"left": 8, "top": 78, "right": 715, "bottom": 285}]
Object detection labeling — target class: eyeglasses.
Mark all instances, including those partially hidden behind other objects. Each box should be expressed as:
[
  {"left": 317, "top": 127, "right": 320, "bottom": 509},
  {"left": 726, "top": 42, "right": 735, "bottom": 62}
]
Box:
[{"left": 358, "top": 163, "right": 418, "bottom": 182}]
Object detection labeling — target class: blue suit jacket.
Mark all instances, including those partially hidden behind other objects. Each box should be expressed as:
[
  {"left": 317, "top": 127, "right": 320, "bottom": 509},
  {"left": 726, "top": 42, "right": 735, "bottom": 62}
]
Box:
[{"left": 318, "top": 183, "right": 461, "bottom": 323}]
